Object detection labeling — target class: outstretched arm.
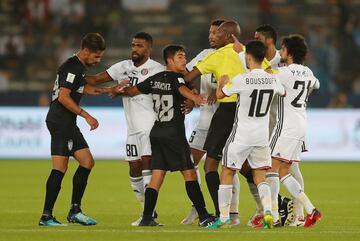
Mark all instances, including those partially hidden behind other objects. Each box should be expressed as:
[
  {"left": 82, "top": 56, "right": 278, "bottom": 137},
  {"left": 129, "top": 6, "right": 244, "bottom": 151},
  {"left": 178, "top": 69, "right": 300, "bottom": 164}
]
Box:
[
  {"left": 86, "top": 71, "right": 113, "bottom": 85},
  {"left": 83, "top": 84, "right": 113, "bottom": 96},
  {"left": 216, "top": 75, "right": 230, "bottom": 99},
  {"left": 178, "top": 85, "right": 206, "bottom": 106},
  {"left": 184, "top": 67, "right": 201, "bottom": 83}
]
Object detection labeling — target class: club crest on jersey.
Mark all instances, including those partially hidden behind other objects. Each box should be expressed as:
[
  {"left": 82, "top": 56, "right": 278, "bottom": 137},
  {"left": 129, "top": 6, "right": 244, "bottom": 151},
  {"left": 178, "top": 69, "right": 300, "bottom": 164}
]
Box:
[
  {"left": 68, "top": 139, "right": 73, "bottom": 151},
  {"left": 141, "top": 69, "right": 148, "bottom": 75}
]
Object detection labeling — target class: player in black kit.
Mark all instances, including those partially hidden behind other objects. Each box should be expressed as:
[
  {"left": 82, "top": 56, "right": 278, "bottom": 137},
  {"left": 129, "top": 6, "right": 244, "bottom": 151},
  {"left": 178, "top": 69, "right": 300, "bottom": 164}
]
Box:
[
  {"left": 113, "top": 45, "right": 215, "bottom": 227},
  {"left": 39, "top": 33, "right": 112, "bottom": 226}
]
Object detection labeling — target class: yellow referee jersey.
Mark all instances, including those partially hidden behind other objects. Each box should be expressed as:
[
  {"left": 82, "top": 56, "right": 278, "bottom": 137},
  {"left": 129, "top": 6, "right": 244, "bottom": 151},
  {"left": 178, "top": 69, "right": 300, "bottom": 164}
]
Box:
[{"left": 195, "top": 43, "right": 246, "bottom": 103}]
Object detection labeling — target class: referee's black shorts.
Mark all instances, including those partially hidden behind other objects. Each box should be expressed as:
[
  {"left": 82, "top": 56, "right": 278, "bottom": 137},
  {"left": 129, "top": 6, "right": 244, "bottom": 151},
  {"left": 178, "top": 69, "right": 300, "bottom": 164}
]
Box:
[
  {"left": 46, "top": 121, "right": 89, "bottom": 157},
  {"left": 150, "top": 135, "right": 194, "bottom": 172},
  {"left": 203, "top": 102, "right": 237, "bottom": 160}
]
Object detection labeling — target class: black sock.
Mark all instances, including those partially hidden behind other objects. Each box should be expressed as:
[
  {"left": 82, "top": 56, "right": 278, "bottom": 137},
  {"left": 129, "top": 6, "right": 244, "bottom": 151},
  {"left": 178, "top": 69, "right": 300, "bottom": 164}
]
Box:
[
  {"left": 71, "top": 166, "right": 91, "bottom": 210},
  {"left": 143, "top": 188, "right": 158, "bottom": 221},
  {"left": 242, "top": 169, "right": 254, "bottom": 184},
  {"left": 205, "top": 171, "right": 220, "bottom": 216},
  {"left": 185, "top": 181, "right": 208, "bottom": 220},
  {"left": 43, "top": 169, "right": 64, "bottom": 215}
]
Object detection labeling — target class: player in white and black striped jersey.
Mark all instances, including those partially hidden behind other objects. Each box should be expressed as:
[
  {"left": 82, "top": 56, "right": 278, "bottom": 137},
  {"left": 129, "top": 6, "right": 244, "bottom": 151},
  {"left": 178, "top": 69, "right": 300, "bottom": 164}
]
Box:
[{"left": 266, "top": 34, "right": 321, "bottom": 227}]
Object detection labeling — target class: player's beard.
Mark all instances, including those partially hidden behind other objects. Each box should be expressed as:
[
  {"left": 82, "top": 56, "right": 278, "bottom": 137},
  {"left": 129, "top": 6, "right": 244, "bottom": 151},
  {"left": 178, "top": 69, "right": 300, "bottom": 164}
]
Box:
[{"left": 131, "top": 53, "right": 144, "bottom": 65}]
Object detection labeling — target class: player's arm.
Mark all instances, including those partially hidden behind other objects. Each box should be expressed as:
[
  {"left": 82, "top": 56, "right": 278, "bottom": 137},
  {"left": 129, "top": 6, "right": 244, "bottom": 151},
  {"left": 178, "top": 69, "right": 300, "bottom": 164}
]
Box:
[
  {"left": 86, "top": 71, "right": 113, "bottom": 85},
  {"left": 184, "top": 67, "right": 201, "bottom": 83},
  {"left": 232, "top": 34, "right": 245, "bottom": 53},
  {"left": 58, "top": 88, "right": 98, "bottom": 130},
  {"left": 216, "top": 75, "right": 230, "bottom": 99},
  {"left": 178, "top": 85, "right": 206, "bottom": 106},
  {"left": 83, "top": 84, "right": 113, "bottom": 96}
]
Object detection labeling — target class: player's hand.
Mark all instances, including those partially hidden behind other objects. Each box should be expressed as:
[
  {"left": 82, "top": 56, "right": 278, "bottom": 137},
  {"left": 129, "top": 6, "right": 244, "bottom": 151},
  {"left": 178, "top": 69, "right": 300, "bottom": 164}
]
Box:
[
  {"left": 207, "top": 89, "right": 217, "bottom": 105},
  {"left": 193, "top": 94, "right": 207, "bottom": 106},
  {"left": 110, "top": 80, "right": 130, "bottom": 98},
  {"left": 232, "top": 34, "right": 244, "bottom": 53},
  {"left": 86, "top": 115, "right": 99, "bottom": 131},
  {"left": 181, "top": 99, "right": 195, "bottom": 114}
]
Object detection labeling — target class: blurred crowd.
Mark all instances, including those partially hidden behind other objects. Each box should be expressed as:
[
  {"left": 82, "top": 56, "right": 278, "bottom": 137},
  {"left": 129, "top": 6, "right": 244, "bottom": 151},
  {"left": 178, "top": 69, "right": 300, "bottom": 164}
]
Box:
[{"left": 0, "top": 0, "right": 359, "bottom": 107}]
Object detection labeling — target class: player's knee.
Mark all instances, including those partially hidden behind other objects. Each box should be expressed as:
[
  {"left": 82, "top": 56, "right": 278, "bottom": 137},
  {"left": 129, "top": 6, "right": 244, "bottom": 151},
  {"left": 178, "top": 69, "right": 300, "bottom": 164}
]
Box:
[{"left": 204, "top": 157, "right": 219, "bottom": 173}]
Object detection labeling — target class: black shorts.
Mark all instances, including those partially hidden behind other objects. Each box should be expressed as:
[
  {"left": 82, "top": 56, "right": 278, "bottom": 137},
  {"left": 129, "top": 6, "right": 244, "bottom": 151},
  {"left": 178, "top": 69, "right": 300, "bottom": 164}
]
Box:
[
  {"left": 150, "top": 136, "right": 194, "bottom": 172},
  {"left": 46, "top": 121, "right": 88, "bottom": 156},
  {"left": 203, "top": 102, "right": 237, "bottom": 160}
]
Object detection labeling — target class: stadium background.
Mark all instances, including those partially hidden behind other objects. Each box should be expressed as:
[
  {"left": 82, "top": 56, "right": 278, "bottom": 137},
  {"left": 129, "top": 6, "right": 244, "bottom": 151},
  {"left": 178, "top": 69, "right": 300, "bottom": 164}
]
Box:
[
  {"left": 1, "top": 1, "right": 360, "bottom": 241},
  {"left": 1, "top": 0, "right": 360, "bottom": 160}
]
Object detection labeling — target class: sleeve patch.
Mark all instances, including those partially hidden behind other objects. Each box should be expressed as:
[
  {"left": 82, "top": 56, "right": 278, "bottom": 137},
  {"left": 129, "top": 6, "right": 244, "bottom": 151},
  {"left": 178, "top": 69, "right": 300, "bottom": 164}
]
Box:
[
  {"left": 177, "top": 77, "right": 185, "bottom": 84},
  {"left": 66, "top": 73, "right": 76, "bottom": 83}
]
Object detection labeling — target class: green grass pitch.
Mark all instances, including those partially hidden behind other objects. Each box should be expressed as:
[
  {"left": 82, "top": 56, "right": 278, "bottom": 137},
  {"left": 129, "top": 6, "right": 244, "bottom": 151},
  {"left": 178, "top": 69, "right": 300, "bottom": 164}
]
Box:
[{"left": 0, "top": 160, "right": 359, "bottom": 241}]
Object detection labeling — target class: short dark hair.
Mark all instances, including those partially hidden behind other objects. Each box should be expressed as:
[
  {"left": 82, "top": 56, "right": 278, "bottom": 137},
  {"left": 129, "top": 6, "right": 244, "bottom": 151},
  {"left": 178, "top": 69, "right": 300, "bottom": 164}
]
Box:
[
  {"left": 255, "top": 24, "right": 277, "bottom": 44},
  {"left": 133, "top": 32, "right": 153, "bottom": 46},
  {"left": 81, "top": 33, "right": 106, "bottom": 52},
  {"left": 281, "top": 34, "right": 308, "bottom": 64},
  {"left": 245, "top": 40, "right": 266, "bottom": 63},
  {"left": 163, "top": 44, "right": 186, "bottom": 64},
  {"left": 211, "top": 19, "right": 226, "bottom": 26}
]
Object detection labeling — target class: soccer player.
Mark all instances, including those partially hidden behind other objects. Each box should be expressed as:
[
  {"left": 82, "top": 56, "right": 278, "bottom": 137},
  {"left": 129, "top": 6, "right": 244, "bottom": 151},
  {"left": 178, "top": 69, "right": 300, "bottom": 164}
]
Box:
[
  {"left": 267, "top": 34, "right": 321, "bottom": 227},
  {"left": 114, "top": 45, "right": 214, "bottom": 227},
  {"left": 181, "top": 19, "right": 240, "bottom": 225},
  {"left": 208, "top": 40, "right": 285, "bottom": 229},
  {"left": 234, "top": 24, "right": 295, "bottom": 227},
  {"left": 39, "top": 33, "right": 111, "bottom": 226},
  {"left": 86, "top": 32, "right": 164, "bottom": 226},
  {"left": 184, "top": 20, "right": 246, "bottom": 219}
]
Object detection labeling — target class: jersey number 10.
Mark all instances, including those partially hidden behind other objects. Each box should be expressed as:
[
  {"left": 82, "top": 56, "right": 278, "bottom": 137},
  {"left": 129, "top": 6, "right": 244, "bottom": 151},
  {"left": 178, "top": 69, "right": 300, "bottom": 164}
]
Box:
[{"left": 248, "top": 89, "right": 274, "bottom": 117}]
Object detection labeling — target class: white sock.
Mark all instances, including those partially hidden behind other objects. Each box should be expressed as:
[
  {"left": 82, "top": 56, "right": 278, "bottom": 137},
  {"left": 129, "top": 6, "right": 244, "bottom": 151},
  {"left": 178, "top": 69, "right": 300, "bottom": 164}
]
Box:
[
  {"left": 281, "top": 174, "right": 315, "bottom": 214},
  {"left": 230, "top": 174, "right": 240, "bottom": 215},
  {"left": 290, "top": 162, "right": 305, "bottom": 219},
  {"left": 218, "top": 184, "right": 232, "bottom": 222},
  {"left": 142, "top": 169, "right": 152, "bottom": 189},
  {"left": 266, "top": 172, "right": 280, "bottom": 222},
  {"left": 195, "top": 165, "right": 201, "bottom": 185},
  {"left": 247, "top": 182, "right": 263, "bottom": 213},
  {"left": 257, "top": 182, "right": 272, "bottom": 214},
  {"left": 130, "top": 176, "right": 144, "bottom": 207}
]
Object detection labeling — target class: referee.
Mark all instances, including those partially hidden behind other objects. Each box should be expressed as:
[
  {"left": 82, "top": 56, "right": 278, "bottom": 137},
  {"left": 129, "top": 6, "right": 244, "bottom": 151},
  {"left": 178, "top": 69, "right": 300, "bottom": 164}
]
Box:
[
  {"left": 184, "top": 21, "right": 247, "bottom": 217},
  {"left": 39, "top": 33, "right": 111, "bottom": 226}
]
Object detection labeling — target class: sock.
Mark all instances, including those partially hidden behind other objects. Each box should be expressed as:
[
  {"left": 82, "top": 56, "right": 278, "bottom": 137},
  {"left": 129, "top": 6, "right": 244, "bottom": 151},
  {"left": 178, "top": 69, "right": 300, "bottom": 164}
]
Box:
[
  {"left": 290, "top": 162, "right": 305, "bottom": 219},
  {"left": 185, "top": 181, "right": 208, "bottom": 220},
  {"left": 71, "top": 166, "right": 91, "bottom": 208},
  {"left": 281, "top": 174, "right": 315, "bottom": 214},
  {"left": 247, "top": 182, "right": 263, "bottom": 213},
  {"left": 205, "top": 171, "right": 220, "bottom": 216},
  {"left": 142, "top": 169, "right": 152, "bottom": 189},
  {"left": 230, "top": 174, "right": 239, "bottom": 215},
  {"left": 257, "top": 182, "right": 272, "bottom": 214},
  {"left": 195, "top": 165, "right": 201, "bottom": 185},
  {"left": 143, "top": 188, "right": 158, "bottom": 221},
  {"left": 43, "top": 169, "right": 64, "bottom": 215},
  {"left": 218, "top": 184, "right": 232, "bottom": 222},
  {"left": 266, "top": 172, "right": 280, "bottom": 222},
  {"left": 130, "top": 176, "right": 144, "bottom": 207}
]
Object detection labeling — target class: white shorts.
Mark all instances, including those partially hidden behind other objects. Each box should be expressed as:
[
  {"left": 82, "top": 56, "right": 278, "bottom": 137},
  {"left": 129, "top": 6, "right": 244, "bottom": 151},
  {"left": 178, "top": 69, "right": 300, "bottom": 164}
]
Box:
[
  {"left": 271, "top": 136, "right": 305, "bottom": 162},
  {"left": 125, "top": 131, "right": 151, "bottom": 161},
  {"left": 222, "top": 142, "right": 272, "bottom": 170},
  {"left": 188, "top": 128, "right": 208, "bottom": 151}
]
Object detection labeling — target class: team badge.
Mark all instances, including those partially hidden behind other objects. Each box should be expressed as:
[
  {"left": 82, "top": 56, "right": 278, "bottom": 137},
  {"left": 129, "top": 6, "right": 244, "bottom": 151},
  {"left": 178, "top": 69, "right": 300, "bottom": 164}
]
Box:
[
  {"left": 141, "top": 69, "right": 148, "bottom": 75},
  {"left": 68, "top": 139, "right": 73, "bottom": 151}
]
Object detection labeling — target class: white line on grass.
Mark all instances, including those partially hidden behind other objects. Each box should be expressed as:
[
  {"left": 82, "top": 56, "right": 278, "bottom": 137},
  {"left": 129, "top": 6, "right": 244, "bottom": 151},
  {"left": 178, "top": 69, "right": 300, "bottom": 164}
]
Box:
[{"left": 1, "top": 228, "right": 360, "bottom": 235}]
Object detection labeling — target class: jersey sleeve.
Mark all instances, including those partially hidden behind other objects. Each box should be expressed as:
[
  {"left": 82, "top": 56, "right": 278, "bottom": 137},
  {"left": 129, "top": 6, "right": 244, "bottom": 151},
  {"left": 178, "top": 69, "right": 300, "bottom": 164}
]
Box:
[
  {"left": 274, "top": 77, "right": 286, "bottom": 96},
  {"left": 171, "top": 74, "right": 186, "bottom": 91},
  {"left": 195, "top": 51, "right": 217, "bottom": 75},
  {"left": 58, "top": 66, "right": 79, "bottom": 90},
  {"left": 136, "top": 76, "right": 153, "bottom": 94},
  {"left": 186, "top": 49, "right": 211, "bottom": 71},
  {"left": 221, "top": 74, "right": 242, "bottom": 96},
  {"left": 312, "top": 76, "right": 320, "bottom": 90},
  {"left": 106, "top": 61, "right": 126, "bottom": 82}
]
